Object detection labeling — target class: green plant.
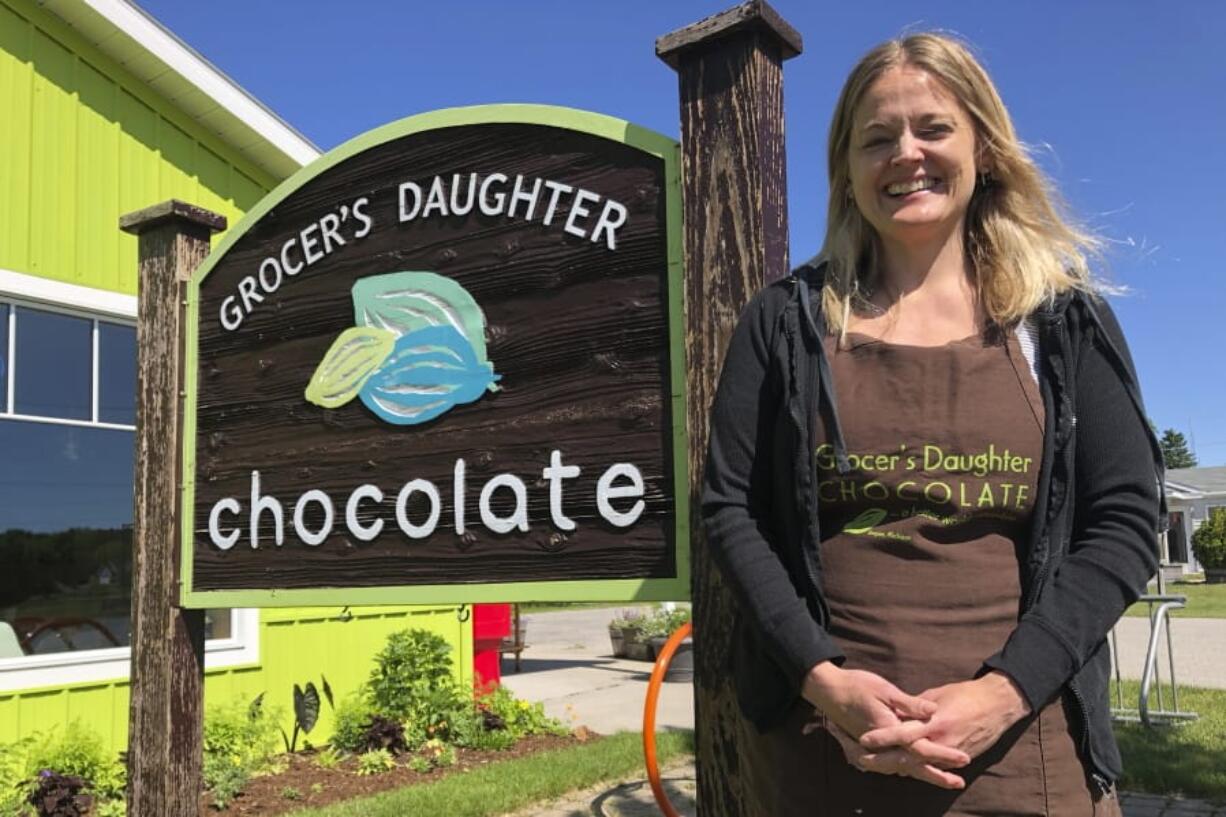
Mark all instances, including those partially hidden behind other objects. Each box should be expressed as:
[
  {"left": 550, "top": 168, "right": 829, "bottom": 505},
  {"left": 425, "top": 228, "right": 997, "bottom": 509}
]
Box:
[
  {"left": 1192, "top": 510, "right": 1226, "bottom": 570},
  {"left": 203, "top": 698, "right": 282, "bottom": 808},
  {"left": 355, "top": 749, "right": 396, "bottom": 776},
  {"left": 278, "top": 676, "right": 335, "bottom": 753},
  {"left": 422, "top": 739, "right": 457, "bottom": 768},
  {"left": 478, "top": 685, "right": 568, "bottom": 740},
  {"left": 446, "top": 706, "right": 515, "bottom": 752},
  {"left": 204, "top": 760, "right": 247, "bottom": 811},
  {"left": 637, "top": 607, "right": 691, "bottom": 640},
  {"left": 329, "top": 693, "right": 377, "bottom": 753},
  {"left": 281, "top": 786, "right": 303, "bottom": 800},
  {"left": 314, "top": 746, "right": 344, "bottom": 770},
  {"left": 367, "top": 629, "right": 461, "bottom": 723},
  {"left": 607, "top": 608, "right": 645, "bottom": 633},
  {"left": 94, "top": 799, "right": 126, "bottom": 817},
  {"left": 0, "top": 737, "right": 37, "bottom": 816},
  {"left": 406, "top": 755, "right": 433, "bottom": 774},
  {"left": 310, "top": 782, "right": 325, "bottom": 795},
  {"left": 25, "top": 724, "right": 126, "bottom": 802}
]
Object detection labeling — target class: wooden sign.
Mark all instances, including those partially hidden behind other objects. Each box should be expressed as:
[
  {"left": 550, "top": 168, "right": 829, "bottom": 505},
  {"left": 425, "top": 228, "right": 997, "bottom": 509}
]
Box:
[{"left": 180, "top": 105, "right": 687, "bottom": 607}]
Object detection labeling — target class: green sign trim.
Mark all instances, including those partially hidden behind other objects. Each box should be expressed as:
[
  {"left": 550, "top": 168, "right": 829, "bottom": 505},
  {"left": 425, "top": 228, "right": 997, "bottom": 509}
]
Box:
[{"left": 180, "top": 104, "right": 688, "bottom": 608}]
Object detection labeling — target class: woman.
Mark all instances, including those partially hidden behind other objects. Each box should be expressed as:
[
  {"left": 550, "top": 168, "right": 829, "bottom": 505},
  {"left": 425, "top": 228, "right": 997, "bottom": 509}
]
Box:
[{"left": 702, "top": 33, "right": 1163, "bottom": 816}]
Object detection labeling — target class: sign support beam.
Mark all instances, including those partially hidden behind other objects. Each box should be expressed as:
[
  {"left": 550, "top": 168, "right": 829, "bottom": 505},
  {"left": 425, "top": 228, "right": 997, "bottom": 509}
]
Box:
[
  {"left": 657, "top": 3, "right": 802, "bottom": 813},
  {"left": 121, "top": 200, "right": 227, "bottom": 817}
]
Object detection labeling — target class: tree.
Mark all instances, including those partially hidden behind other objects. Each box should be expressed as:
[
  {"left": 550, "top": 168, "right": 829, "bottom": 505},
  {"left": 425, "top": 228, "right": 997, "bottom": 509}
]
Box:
[{"left": 1159, "top": 428, "right": 1198, "bottom": 469}]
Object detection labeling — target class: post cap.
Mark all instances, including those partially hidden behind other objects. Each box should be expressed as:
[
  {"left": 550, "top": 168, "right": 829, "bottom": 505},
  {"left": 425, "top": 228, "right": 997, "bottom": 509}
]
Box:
[
  {"left": 656, "top": 0, "right": 802, "bottom": 70},
  {"left": 119, "top": 200, "right": 227, "bottom": 236}
]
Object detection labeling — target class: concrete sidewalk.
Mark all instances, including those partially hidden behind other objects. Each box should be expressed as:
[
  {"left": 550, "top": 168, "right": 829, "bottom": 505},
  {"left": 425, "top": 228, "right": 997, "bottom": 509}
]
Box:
[{"left": 501, "top": 607, "right": 1224, "bottom": 816}]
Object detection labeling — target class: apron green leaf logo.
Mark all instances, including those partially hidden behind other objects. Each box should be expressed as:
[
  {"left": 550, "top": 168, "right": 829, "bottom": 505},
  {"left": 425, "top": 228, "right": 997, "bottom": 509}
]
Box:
[{"left": 842, "top": 508, "right": 887, "bottom": 535}]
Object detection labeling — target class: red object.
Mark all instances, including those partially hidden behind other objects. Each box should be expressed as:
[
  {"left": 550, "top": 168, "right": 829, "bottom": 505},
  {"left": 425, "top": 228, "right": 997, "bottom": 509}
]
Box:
[{"left": 472, "top": 603, "right": 511, "bottom": 690}]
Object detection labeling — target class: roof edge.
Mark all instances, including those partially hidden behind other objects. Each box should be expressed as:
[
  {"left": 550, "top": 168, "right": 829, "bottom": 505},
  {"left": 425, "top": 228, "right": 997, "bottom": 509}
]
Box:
[{"left": 68, "top": 0, "right": 321, "bottom": 172}]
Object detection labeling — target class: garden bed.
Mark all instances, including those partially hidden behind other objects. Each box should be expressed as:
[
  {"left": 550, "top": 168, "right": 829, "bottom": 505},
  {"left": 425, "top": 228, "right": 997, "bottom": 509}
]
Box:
[{"left": 203, "top": 731, "right": 588, "bottom": 816}]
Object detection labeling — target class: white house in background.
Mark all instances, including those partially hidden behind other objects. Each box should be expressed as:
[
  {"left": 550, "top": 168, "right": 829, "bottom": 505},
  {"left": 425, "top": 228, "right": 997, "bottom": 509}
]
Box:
[{"left": 1163, "top": 466, "right": 1226, "bottom": 575}]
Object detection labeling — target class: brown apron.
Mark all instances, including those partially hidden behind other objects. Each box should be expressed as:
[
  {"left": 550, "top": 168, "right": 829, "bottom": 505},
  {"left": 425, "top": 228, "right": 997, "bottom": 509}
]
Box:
[{"left": 742, "top": 329, "right": 1121, "bottom": 817}]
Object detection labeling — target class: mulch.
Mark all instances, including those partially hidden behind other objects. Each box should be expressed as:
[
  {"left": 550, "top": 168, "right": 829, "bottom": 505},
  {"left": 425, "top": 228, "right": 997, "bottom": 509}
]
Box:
[{"left": 200, "top": 730, "right": 594, "bottom": 816}]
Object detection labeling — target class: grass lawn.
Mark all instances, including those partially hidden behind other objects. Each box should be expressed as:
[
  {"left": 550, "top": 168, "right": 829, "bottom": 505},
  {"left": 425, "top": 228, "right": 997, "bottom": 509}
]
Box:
[
  {"left": 1115, "top": 681, "right": 1226, "bottom": 803},
  {"left": 1124, "top": 581, "right": 1226, "bottom": 619},
  {"left": 283, "top": 729, "right": 694, "bottom": 817}
]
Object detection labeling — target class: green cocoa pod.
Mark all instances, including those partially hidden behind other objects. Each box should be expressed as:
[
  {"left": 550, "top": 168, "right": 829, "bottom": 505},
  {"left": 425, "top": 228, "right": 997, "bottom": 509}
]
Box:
[{"left": 305, "top": 326, "right": 396, "bottom": 408}]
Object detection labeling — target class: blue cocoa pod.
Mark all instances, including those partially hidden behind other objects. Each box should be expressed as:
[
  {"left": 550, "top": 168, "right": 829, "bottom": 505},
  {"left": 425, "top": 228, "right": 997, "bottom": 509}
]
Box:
[{"left": 358, "top": 325, "right": 499, "bottom": 425}]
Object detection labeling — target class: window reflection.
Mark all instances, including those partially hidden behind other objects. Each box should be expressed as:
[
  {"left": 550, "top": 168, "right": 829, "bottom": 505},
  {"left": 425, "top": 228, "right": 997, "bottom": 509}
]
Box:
[
  {"left": 99, "top": 323, "right": 136, "bottom": 425},
  {"left": 14, "top": 308, "right": 91, "bottom": 420},
  {"left": 0, "top": 420, "right": 133, "bottom": 653}
]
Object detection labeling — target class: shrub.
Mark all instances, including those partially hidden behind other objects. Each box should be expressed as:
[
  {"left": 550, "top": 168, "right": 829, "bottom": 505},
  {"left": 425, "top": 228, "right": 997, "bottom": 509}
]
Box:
[
  {"left": 1192, "top": 510, "right": 1226, "bottom": 569},
  {"left": 445, "top": 706, "right": 515, "bottom": 752},
  {"left": 314, "top": 746, "right": 344, "bottom": 770},
  {"left": 328, "top": 693, "right": 377, "bottom": 753},
  {"left": 355, "top": 749, "right": 395, "bottom": 776},
  {"left": 25, "top": 724, "right": 126, "bottom": 802},
  {"left": 638, "top": 607, "right": 691, "bottom": 640},
  {"left": 421, "top": 739, "right": 456, "bottom": 768},
  {"left": 406, "top": 755, "right": 432, "bottom": 774},
  {"left": 202, "top": 698, "right": 281, "bottom": 808},
  {"left": 367, "top": 629, "right": 461, "bottom": 723},
  {"left": 479, "top": 685, "right": 568, "bottom": 740},
  {"left": 0, "top": 738, "right": 36, "bottom": 816},
  {"left": 608, "top": 608, "right": 646, "bottom": 634}
]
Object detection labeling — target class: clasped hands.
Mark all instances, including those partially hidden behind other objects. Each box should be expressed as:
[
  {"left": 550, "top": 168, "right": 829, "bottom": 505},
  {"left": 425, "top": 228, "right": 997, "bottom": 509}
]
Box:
[{"left": 801, "top": 663, "right": 1032, "bottom": 790}]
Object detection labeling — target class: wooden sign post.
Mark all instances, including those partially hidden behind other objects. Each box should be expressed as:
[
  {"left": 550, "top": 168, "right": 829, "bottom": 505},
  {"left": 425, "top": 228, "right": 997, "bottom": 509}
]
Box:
[
  {"left": 120, "top": 201, "right": 227, "bottom": 817},
  {"left": 657, "top": 2, "right": 802, "bottom": 813}
]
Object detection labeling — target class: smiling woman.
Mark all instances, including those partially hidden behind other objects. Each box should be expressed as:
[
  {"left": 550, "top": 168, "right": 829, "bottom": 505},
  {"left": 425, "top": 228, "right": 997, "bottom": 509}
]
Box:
[{"left": 705, "top": 30, "right": 1162, "bottom": 817}]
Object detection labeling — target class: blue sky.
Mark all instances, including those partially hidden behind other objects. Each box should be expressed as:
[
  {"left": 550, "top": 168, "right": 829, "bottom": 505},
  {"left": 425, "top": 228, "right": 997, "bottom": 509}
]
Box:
[{"left": 143, "top": 0, "right": 1226, "bottom": 464}]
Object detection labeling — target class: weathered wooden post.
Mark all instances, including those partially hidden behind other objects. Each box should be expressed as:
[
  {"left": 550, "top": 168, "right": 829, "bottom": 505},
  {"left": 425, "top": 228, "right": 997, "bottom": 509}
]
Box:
[
  {"left": 120, "top": 201, "right": 227, "bottom": 816},
  {"left": 656, "top": 3, "right": 801, "bottom": 813}
]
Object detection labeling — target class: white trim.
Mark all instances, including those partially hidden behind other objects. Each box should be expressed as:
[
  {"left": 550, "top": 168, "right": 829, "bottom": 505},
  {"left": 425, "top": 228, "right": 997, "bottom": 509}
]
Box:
[
  {"left": 5, "top": 305, "right": 15, "bottom": 412},
  {"left": 91, "top": 320, "right": 100, "bottom": 423},
  {"left": 0, "top": 609, "right": 260, "bottom": 692},
  {"left": 0, "top": 412, "right": 135, "bottom": 432},
  {"left": 74, "top": 0, "right": 319, "bottom": 169},
  {"left": 0, "top": 269, "right": 136, "bottom": 320}
]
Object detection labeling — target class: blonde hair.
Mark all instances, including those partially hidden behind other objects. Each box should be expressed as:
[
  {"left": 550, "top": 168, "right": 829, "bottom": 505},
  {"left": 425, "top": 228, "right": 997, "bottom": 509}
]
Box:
[{"left": 820, "top": 32, "right": 1101, "bottom": 334}]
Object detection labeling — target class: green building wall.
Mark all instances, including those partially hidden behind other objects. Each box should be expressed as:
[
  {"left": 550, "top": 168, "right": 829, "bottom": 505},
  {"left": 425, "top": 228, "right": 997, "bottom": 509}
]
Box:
[
  {"left": 0, "top": 606, "right": 473, "bottom": 752},
  {"left": 0, "top": 0, "right": 472, "bottom": 753}
]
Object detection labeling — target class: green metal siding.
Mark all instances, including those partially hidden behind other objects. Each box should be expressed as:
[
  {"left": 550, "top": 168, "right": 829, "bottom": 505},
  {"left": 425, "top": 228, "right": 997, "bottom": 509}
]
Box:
[
  {"left": 0, "top": 0, "right": 273, "bottom": 294},
  {"left": 0, "top": 606, "right": 474, "bottom": 752},
  {"left": 0, "top": 0, "right": 474, "bottom": 753}
]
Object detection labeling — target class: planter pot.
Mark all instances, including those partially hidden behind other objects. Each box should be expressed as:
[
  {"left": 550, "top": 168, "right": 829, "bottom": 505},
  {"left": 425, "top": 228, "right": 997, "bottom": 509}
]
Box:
[
  {"left": 623, "top": 631, "right": 654, "bottom": 662},
  {"left": 1205, "top": 567, "right": 1226, "bottom": 584},
  {"left": 649, "top": 636, "right": 693, "bottom": 682},
  {"left": 608, "top": 626, "right": 627, "bottom": 658}
]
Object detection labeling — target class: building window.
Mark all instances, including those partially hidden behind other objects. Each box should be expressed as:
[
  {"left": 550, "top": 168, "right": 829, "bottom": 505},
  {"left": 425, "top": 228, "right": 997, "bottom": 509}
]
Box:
[{"left": 0, "top": 273, "right": 257, "bottom": 687}]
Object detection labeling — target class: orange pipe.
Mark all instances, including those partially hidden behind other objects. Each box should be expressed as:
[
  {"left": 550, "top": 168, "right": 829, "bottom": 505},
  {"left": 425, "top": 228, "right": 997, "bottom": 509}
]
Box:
[{"left": 642, "top": 620, "right": 692, "bottom": 817}]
